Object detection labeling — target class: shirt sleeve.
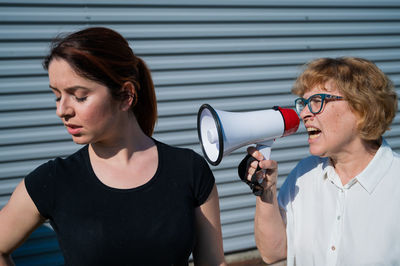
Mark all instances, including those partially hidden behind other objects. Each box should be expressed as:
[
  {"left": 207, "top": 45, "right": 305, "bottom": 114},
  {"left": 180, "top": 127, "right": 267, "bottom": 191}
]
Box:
[
  {"left": 24, "top": 160, "right": 55, "bottom": 219},
  {"left": 278, "top": 168, "right": 297, "bottom": 213},
  {"left": 192, "top": 151, "right": 215, "bottom": 207}
]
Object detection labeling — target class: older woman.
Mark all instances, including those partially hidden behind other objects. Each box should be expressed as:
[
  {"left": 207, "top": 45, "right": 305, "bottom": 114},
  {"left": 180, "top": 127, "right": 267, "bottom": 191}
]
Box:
[
  {"left": 0, "top": 27, "right": 226, "bottom": 266},
  {"left": 242, "top": 57, "right": 399, "bottom": 265}
]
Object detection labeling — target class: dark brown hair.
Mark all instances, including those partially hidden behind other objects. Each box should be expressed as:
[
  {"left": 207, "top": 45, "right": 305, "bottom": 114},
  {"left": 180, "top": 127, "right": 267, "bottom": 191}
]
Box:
[
  {"left": 292, "top": 57, "right": 397, "bottom": 141},
  {"left": 43, "top": 27, "right": 157, "bottom": 136}
]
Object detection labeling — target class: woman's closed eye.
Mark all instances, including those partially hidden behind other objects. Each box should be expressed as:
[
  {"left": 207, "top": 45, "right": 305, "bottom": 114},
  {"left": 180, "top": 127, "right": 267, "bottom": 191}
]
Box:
[
  {"left": 75, "top": 96, "right": 87, "bottom": 102},
  {"left": 53, "top": 95, "right": 87, "bottom": 103}
]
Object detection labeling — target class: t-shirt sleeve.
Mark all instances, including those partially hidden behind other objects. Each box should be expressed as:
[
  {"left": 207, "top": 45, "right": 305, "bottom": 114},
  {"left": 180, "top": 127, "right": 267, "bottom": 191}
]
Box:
[
  {"left": 192, "top": 152, "right": 215, "bottom": 207},
  {"left": 24, "top": 161, "right": 55, "bottom": 219}
]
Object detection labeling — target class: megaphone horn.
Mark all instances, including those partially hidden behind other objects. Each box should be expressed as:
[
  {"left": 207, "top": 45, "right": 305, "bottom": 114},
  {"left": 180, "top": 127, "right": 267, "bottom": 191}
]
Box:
[{"left": 197, "top": 104, "right": 300, "bottom": 166}]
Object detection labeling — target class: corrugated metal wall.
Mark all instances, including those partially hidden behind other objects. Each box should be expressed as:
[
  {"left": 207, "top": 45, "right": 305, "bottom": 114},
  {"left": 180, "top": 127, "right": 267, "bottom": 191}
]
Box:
[{"left": 1, "top": 0, "right": 400, "bottom": 264}]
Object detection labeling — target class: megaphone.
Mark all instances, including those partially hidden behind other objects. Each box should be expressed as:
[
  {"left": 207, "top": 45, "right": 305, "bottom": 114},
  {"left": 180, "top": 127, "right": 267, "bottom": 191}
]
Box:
[{"left": 197, "top": 104, "right": 300, "bottom": 166}]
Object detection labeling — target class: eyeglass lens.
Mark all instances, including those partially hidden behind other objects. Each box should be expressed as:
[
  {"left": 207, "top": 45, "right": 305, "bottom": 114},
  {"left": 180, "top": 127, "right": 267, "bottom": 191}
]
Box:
[{"left": 296, "top": 94, "right": 323, "bottom": 114}]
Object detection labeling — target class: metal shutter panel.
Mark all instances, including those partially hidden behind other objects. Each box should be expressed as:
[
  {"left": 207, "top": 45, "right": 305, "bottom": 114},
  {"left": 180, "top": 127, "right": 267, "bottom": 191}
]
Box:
[{"left": 0, "top": 0, "right": 399, "bottom": 263}]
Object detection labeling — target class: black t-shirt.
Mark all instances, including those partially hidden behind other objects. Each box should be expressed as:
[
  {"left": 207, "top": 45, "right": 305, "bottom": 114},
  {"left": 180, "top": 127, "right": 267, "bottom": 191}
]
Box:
[{"left": 25, "top": 140, "right": 215, "bottom": 266}]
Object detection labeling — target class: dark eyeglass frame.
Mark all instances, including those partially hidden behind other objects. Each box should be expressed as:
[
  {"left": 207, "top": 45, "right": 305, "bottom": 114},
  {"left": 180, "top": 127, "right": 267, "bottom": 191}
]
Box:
[{"left": 295, "top": 93, "right": 344, "bottom": 114}]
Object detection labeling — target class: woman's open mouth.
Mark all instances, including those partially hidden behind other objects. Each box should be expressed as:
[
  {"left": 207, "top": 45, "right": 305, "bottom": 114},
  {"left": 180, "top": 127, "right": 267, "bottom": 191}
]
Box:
[{"left": 307, "top": 127, "right": 321, "bottom": 139}]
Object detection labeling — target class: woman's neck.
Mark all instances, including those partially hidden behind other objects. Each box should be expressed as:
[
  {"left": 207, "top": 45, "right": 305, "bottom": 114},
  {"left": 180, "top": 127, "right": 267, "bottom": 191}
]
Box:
[
  {"left": 87, "top": 115, "right": 158, "bottom": 189},
  {"left": 331, "top": 139, "right": 380, "bottom": 185},
  {"left": 89, "top": 115, "right": 154, "bottom": 163}
]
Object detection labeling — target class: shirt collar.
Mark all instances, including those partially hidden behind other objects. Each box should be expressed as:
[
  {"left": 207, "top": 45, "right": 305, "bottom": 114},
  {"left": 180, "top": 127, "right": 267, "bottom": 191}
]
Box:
[
  {"left": 320, "top": 139, "right": 394, "bottom": 193},
  {"left": 322, "top": 158, "right": 343, "bottom": 188},
  {"left": 356, "top": 138, "right": 394, "bottom": 194},
  {"left": 322, "top": 159, "right": 343, "bottom": 189}
]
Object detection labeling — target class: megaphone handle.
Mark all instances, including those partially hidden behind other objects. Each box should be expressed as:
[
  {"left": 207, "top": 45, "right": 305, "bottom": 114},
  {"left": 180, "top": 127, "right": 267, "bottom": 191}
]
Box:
[
  {"left": 256, "top": 142, "right": 273, "bottom": 160},
  {"left": 255, "top": 141, "right": 274, "bottom": 184}
]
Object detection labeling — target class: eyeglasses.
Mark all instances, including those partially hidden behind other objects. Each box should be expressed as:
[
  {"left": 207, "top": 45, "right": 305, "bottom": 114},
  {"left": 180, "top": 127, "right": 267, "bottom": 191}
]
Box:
[{"left": 295, "top": 93, "right": 344, "bottom": 114}]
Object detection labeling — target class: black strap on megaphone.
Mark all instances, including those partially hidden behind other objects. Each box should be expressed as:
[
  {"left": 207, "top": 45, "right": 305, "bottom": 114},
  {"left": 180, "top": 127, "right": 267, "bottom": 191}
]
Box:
[{"left": 238, "top": 154, "right": 264, "bottom": 196}]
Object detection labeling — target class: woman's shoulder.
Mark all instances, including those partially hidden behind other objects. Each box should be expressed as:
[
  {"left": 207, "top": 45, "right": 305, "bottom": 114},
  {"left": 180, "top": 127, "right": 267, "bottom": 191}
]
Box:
[
  {"left": 154, "top": 139, "right": 214, "bottom": 203},
  {"left": 286, "top": 155, "right": 327, "bottom": 183},
  {"left": 296, "top": 155, "right": 326, "bottom": 169},
  {"left": 278, "top": 156, "right": 326, "bottom": 206},
  {"left": 52, "top": 144, "right": 88, "bottom": 166},
  {"left": 155, "top": 139, "right": 203, "bottom": 162},
  {"left": 27, "top": 145, "right": 88, "bottom": 180}
]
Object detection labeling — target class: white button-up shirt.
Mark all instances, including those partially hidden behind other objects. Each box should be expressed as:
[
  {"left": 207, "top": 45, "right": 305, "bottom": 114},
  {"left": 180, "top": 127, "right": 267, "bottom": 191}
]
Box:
[{"left": 278, "top": 139, "right": 400, "bottom": 265}]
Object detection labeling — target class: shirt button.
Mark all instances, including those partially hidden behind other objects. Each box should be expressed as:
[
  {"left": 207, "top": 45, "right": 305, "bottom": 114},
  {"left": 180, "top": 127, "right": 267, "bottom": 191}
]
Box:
[
  {"left": 337, "top": 216, "right": 341, "bottom": 220},
  {"left": 331, "top": 246, "right": 336, "bottom": 251}
]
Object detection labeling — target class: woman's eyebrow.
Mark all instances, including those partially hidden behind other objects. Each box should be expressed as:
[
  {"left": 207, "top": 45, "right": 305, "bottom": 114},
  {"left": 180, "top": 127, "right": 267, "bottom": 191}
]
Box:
[
  {"left": 49, "top": 85, "right": 91, "bottom": 93},
  {"left": 49, "top": 85, "right": 59, "bottom": 92}
]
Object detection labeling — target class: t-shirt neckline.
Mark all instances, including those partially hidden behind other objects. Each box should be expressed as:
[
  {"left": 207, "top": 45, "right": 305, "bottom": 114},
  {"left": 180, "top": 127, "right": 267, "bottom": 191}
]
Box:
[{"left": 82, "top": 139, "right": 162, "bottom": 192}]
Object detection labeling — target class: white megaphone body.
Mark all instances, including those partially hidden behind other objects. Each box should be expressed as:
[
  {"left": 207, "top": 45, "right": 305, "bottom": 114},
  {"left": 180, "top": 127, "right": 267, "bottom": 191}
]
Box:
[{"left": 197, "top": 104, "right": 300, "bottom": 165}]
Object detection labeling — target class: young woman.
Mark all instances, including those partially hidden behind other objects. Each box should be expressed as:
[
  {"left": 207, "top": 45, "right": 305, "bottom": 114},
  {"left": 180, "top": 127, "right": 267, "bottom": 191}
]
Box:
[
  {"left": 0, "top": 27, "right": 226, "bottom": 266},
  {"left": 241, "top": 57, "right": 400, "bottom": 265}
]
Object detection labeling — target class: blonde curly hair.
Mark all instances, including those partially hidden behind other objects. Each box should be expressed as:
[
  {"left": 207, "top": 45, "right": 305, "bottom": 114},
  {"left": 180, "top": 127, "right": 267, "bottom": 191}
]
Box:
[{"left": 292, "top": 57, "right": 397, "bottom": 142}]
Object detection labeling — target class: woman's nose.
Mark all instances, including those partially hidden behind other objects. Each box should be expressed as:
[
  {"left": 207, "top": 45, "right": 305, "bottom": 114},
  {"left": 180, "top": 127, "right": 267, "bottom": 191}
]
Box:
[
  {"left": 56, "top": 98, "right": 74, "bottom": 119},
  {"left": 300, "top": 104, "right": 312, "bottom": 120}
]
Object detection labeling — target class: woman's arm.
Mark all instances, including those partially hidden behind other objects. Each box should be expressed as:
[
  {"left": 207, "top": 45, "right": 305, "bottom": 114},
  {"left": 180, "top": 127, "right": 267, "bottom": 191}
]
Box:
[
  {"left": 0, "top": 180, "right": 45, "bottom": 266},
  {"left": 0, "top": 256, "right": 14, "bottom": 266},
  {"left": 247, "top": 147, "right": 287, "bottom": 264},
  {"left": 254, "top": 186, "right": 287, "bottom": 264},
  {"left": 192, "top": 184, "right": 226, "bottom": 266}
]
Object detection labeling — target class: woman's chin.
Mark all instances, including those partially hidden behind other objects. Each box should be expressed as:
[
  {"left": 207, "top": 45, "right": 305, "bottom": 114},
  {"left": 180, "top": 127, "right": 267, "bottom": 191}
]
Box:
[
  {"left": 71, "top": 136, "right": 90, "bottom": 145},
  {"left": 308, "top": 147, "right": 328, "bottom": 158}
]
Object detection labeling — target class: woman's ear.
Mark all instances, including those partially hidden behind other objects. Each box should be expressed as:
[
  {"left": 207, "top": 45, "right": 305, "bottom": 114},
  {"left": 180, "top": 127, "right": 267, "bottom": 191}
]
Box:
[{"left": 120, "top": 81, "right": 136, "bottom": 111}]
